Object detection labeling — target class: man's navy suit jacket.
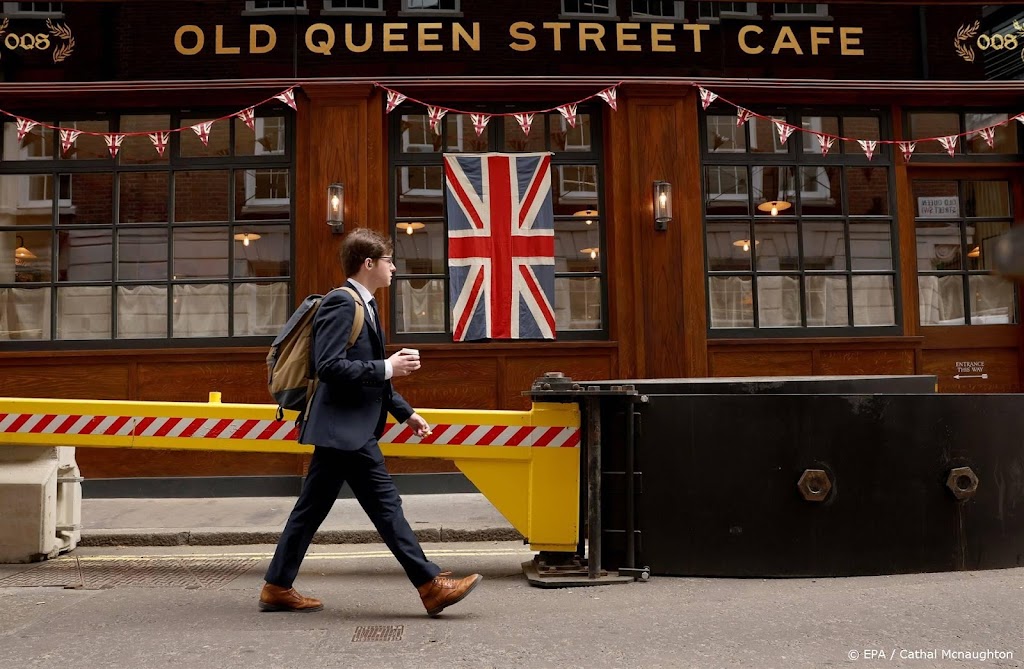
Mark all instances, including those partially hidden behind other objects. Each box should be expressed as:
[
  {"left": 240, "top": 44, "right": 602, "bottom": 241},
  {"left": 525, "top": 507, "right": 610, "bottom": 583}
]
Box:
[{"left": 297, "top": 280, "right": 414, "bottom": 451}]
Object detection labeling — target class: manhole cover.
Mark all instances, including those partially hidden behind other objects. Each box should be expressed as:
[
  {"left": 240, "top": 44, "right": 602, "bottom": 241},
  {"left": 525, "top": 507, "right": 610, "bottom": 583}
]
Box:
[
  {"left": 0, "top": 557, "right": 258, "bottom": 589},
  {"left": 352, "top": 625, "right": 404, "bottom": 642}
]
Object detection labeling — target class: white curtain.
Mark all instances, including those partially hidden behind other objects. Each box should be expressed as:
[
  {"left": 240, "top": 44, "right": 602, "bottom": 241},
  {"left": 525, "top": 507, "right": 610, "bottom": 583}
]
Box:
[
  {"left": 233, "top": 282, "right": 289, "bottom": 336},
  {"left": 0, "top": 288, "right": 51, "bottom": 340}
]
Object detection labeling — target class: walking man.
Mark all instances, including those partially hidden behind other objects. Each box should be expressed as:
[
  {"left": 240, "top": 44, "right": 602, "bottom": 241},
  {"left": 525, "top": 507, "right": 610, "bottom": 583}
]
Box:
[{"left": 260, "top": 228, "right": 482, "bottom": 617}]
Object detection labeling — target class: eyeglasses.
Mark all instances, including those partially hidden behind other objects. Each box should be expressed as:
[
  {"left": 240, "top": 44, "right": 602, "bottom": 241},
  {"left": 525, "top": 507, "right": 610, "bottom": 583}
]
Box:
[{"left": 372, "top": 256, "right": 395, "bottom": 266}]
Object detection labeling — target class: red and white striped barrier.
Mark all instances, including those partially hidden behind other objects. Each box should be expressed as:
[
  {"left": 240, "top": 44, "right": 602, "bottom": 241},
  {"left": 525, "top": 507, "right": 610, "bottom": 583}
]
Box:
[{"left": 381, "top": 422, "right": 579, "bottom": 448}]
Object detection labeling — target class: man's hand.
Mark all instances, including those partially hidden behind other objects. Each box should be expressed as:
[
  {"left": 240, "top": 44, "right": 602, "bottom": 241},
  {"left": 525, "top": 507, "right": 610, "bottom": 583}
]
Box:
[
  {"left": 388, "top": 351, "right": 421, "bottom": 377},
  {"left": 406, "top": 413, "right": 431, "bottom": 438}
]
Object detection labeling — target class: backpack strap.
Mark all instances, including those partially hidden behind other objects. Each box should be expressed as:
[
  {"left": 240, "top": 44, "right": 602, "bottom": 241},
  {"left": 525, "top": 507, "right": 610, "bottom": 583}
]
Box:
[{"left": 301, "top": 286, "right": 367, "bottom": 426}]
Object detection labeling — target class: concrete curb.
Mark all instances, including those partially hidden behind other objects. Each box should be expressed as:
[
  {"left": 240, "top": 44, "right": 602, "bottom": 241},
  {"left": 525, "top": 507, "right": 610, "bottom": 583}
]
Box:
[{"left": 79, "top": 527, "right": 525, "bottom": 547}]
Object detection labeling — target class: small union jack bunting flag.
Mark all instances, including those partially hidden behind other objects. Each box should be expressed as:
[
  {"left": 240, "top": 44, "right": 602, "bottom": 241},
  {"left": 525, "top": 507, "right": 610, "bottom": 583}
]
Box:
[
  {"left": 104, "top": 133, "right": 125, "bottom": 158},
  {"left": 191, "top": 121, "right": 215, "bottom": 146},
  {"left": 59, "top": 128, "right": 81, "bottom": 155},
  {"left": 938, "top": 135, "right": 958, "bottom": 157},
  {"left": 977, "top": 127, "right": 996, "bottom": 149},
  {"left": 597, "top": 86, "right": 617, "bottom": 111},
  {"left": 858, "top": 139, "right": 878, "bottom": 160},
  {"left": 470, "top": 113, "right": 491, "bottom": 137},
  {"left": 556, "top": 103, "right": 578, "bottom": 128},
  {"left": 427, "top": 106, "right": 447, "bottom": 134},
  {"left": 15, "top": 118, "right": 37, "bottom": 142},
  {"left": 736, "top": 108, "right": 754, "bottom": 127},
  {"left": 149, "top": 131, "right": 169, "bottom": 157},
  {"left": 897, "top": 141, "right": 917, "bottom": 163},
  {"left": 274, "top": 88, "right": 297, "bottom": 110},
  {"left": 775, "top": 121, "right": 796, "bottom": 145},
  {"left": 816, "top": 133, "right": 836, "bottom": 156},
  {"left": 385, "top": 90, "right": 407, "bottom": 114},
  {"left": 513, "top": 112, "right": 535, "bottom": 135},
  {"left": 699, "top": 87, "right": 719, "bottom": 110},
  {"left": 237, "top": 107, "right": 256, "bottom": 131}
]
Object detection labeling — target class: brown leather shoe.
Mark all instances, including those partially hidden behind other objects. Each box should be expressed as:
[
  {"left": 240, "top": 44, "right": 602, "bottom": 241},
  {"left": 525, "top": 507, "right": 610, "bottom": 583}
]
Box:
[
  {"left": 258, "top": 583, "right": 323, "bottom": 612},
  {"left": 417, "top": 571, "right": 482, "bottom": 617}
]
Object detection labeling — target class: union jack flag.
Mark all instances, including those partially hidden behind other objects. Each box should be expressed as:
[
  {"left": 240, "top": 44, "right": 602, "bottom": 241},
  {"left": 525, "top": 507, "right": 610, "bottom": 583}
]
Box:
[{"left": 445, "top": 152, "right": 556, "bottom": 341}]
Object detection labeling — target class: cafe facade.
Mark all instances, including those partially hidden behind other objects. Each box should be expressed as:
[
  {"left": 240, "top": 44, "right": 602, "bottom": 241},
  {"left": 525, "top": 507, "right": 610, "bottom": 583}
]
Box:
[{"left": 0, "top": 0, "right": 1021, "bottom": 490}]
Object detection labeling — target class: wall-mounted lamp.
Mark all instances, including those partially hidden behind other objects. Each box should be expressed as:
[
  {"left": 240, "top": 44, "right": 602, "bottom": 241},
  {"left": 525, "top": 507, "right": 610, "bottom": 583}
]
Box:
[
  {"left": 580, "top": 247, "right": 600, "bottom": 260},
  {"left": 396, "top": 222, "right": 425, "bottom": 236},
  {"left": 327, "top": 182, "right": 345, "bottom": 234},
  {"left": 14, "top": 235, "right": 36, "bottom": 264},
  {"left": 233, "top": 232, "right": 262, "bottom": 247},
  {"left": 653, "top": 181, "right": 672, "bottom": 231},
  {"left": 574, "top": 209, "right": 599, "bottom": 225}
]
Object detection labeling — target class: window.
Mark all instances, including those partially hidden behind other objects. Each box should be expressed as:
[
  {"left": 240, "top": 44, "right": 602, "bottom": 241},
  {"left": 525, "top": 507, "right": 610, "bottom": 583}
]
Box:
[
  {"left": 771, "top": 3, "right": 829, "bottom": 18},
  {"left": 0, "top": 109, "right": 294, "bottom": 345},
  {"left": 244, "top": 0, "right": 306, "bottom": 14},
  {"left": 562, "top": 0, "right": 615, "bottom": 17},
  {"left": 402, "top": 0, "right": 460, "bottom": 11},
  {"left": 322, "top": 0, "right": 382, "bottom": 11},
  {"left": 698, "top": 2, "right": 756, "bottom": 19},
  {"left": 915, "top": 180, "right": 1017, "bottom": 326},
  {"left": 389, "top": 105, "right": 606, "bottom": 340},
  {"left": 631, "top": 0, "right": 682, "bottom": 18},
  {"left": 907, "top": 111, "right": 1021, "bottom": 156},
  {"left": 702, "top": 109, "right": 898, "bottom": 333},
  {"left": 2, "top": 2, "right": 62, "bottom": 17}
]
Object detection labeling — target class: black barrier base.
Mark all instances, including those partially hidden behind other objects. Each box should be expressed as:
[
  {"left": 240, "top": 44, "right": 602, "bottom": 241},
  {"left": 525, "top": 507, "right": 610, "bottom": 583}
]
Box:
[
  {"left": 521, "top": 560, "right": 637, "bottom": 588},
  {"left": 590, "top": 376, "right": 1024, "bottom": 578}
]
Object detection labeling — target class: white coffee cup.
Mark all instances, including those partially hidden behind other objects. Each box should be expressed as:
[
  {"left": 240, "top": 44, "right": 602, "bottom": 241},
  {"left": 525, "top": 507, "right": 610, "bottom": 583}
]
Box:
[{"left": 399, "top": 348, "right": 420, "bottom": 358}]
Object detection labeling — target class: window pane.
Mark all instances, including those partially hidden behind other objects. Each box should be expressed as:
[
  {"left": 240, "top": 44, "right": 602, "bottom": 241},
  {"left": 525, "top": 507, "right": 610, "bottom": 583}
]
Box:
[
  {"left": 119, "top": 115, "right": 170, "bottom": 165},
  {"left": 969, "top": 274, "right": 1016, "bottom": 324},
  {"left": 7, "top": 229, "right": 51, "bottom": 282},
  {"left": 174, "top": 170, "right": 230, "bottom": 222},
  {"left": 800, "top": 166, "right": 842, "bottom": 216},
  {"left": 395, "top": 278, "right": 445, "bottom": 333},
  {"left": 549, "top": 114, "right": 593, "bottom": 152},
  {"left": 555, "top": 222, "right": 600, "bottom": 272},
  {"left": 59, "top": 173, "right": 113, "bottom": 224},
  {"left": 919, "top": 274, "right": 963, "bottom": 326},
  {"left": 801, "top": 220, "right": 846, "bottom": 270},
  {"left": 966, "top": 221, "right": 1009, "bottom": 272},
  {"left": 173, "top": 226, "right": 228, "bottom": 279},
  {"left": 233, "top": 225, "right": 290, "bottom": 278},
  {"left": 234, "top": 282, "right": 288, "bottom": 336},
  {"left": 57, "top": 286, "right": 110, "bottom": 339},
  {"left": 179, "top": 117, "right": 229, "bottom": 158},
  {"left": 172, "top": 284, "right": 228, "bottom": 337},
  {"left": 709, "top": 276, "right": 753, "bottom": 328},
  {"left": 235, "top": 115, "right": 287, "bottom": 156},
  {"left": 503, "top": 116, "right": 546, "bottom": 152},
  {"left": 552, "top": 165, "right": 598, "bottom": 215},
  {"left": 117, "top": 285, "right": 167, "bottom": 338},
  {"left": 917, "top": 221, "right": 961, "bottom": 271},
  {"left": 706, "top": 115, "right": 746, "bottom": 153},
  {"left": 757, "top": 275, "right": 801, "bottom": 327},
  {"left": 749, "top": 116, "right": 788, "bottom": 154},
  {"left": 58, "top": 229, "right": 111, "bottom": 281},
  {"left": 852, "top": 275, "right": 895, "bottom": 326},
  {"left": 235, "top": 169, "right": 290, "bottom": 221},
  {"left": 909, "top": 113, "right": 959, "bottom": 153},
  {"left": 394, "top": 221, "right": 444, "bottom": 274},
  {"left": 555, "top": 277, "right": 601, "bottom": 330},
  {"left": 752, "top": 166, "right": 795, "bottom": 216},
  {"left": 705, "top": 166, "right": 749, "bottom": 215},
  {"left": 754, "top": 220, "right": 799, "bottom": 271},
  {"left": 966, "top": 113, "right": 1016, "bottom": 154},
  {"left": 706, "top": 221, "right": 752, "bottom": 271},
  {"left": 843, "top": 117, "right": 881, "bottom": 144},
  {"left": 400, "top": 114, "right": 441, "bottom": 154},
  {"left": 914, "top": 181, "right": 959, "bottom": 218},
  {"left": 59, "top": 121, "right": 109, "bottom": 160},
  {"left": 805, "top": 275, "right": 848, "bottom": 327},
  {"left": 850, "top": 220, "right": 893, "bottom": 271},
  {"left": 0, "top": 174, "right": 52, "bottom": 225},
  {"left": 2, "top": 121, "right": 54, "bottom": 161},
  {"left": 446, "top": 114, "right": 487, "bottom": 153},
  {"left": 119, "top": 172, "right": 168, "bottom": 224},
  {"left": 118, "top": 228, "right": 168, "bottom": 281},
  {"left": 964, "top": 181, "right": 1010, "bottom": 218},
  {"left": 801, "top": 116, "right": 839, "bottom": 154},
  {"left": 0, "top": 286, "right": 50, "bottom": 339},
  {"left": 847, "top": 167, "right": 889, "bottom": 215},
  {"left": 396, "top": 166, "right": 444, "bottom": 217}
]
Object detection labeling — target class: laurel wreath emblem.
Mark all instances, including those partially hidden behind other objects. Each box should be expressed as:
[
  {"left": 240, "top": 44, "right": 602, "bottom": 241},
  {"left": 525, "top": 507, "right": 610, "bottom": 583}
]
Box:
[
  {"left": 45, "top": 18, "right": 74, "bottom": 63},
  {"left": 954, "top": 20, "right": 980, "bottom": 62}
]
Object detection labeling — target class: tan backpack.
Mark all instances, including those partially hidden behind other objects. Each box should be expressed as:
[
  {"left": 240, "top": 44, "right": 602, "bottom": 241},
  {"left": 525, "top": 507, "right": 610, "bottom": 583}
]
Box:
[{"left": 266, "top": 286, "right": 365, "bottom": 425}]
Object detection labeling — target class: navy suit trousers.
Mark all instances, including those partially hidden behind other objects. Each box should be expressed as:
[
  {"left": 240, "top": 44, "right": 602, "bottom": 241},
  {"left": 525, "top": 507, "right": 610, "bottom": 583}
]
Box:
[{"left": 264, "top": 441, "right": 441, "bottom": 589}]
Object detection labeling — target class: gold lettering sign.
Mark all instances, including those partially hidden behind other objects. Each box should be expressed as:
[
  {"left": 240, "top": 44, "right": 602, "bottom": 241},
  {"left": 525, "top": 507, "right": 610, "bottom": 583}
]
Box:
[
  {"left": 0, "top": 18, "right": 75, "bottom": 63},
  {"left": 170, "top": 20, "right": 867, "bottom": 58}
]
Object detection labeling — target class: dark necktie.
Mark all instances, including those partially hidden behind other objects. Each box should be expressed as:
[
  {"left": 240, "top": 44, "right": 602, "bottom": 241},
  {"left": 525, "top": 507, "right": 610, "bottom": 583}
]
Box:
[{"left": 367, "top": 298, "right": 382, "bottom": 341}]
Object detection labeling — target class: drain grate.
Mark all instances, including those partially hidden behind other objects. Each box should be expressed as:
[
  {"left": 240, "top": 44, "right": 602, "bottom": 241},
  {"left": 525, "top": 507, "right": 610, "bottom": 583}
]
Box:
[
  {"left": 0, "top": 557, "right": 258, "bottom": 589},
  {"left": 352, "top": 625, "right": 404, "bottom": 642}
]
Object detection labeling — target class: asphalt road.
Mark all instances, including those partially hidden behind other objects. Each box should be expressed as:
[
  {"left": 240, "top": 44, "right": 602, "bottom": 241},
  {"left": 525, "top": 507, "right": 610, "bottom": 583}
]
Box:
[{"left": 1, "top": 541, "right": 1021, "bottom": 669}]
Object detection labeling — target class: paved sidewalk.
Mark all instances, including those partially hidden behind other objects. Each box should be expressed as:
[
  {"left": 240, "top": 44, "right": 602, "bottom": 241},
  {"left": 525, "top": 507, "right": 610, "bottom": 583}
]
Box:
[{"left": 80, "top": 493, "right": 521, "bottom": 547}]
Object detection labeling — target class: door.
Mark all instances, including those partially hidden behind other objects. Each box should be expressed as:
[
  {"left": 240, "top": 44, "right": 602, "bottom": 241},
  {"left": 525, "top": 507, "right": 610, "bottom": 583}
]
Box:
[{"left": 910, "top": 168, "right": 1024, "bottom": 392}]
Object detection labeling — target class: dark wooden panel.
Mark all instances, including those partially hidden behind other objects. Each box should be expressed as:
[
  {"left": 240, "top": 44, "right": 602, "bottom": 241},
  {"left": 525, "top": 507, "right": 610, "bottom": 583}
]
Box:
[
  {"left": 922, "top": 348, "right": 1020, "bottom": 393},
  {"left": 77, "top": 449, "right": 304, "bottom": 479},
  {"left": 816, "top": 349, "right": 916, "bottom": 375},
  {"left": 679, "top": 88, "right": 710, "bottom": 377},
  {"left": 0, "top": 365, "right": 129, "bottom": 400},
  {"left": 136, "top": 360, "right": 267, "bottom": 403},
  {"left": 709, "top": 350, "right": 813, "bottom": 377}
]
